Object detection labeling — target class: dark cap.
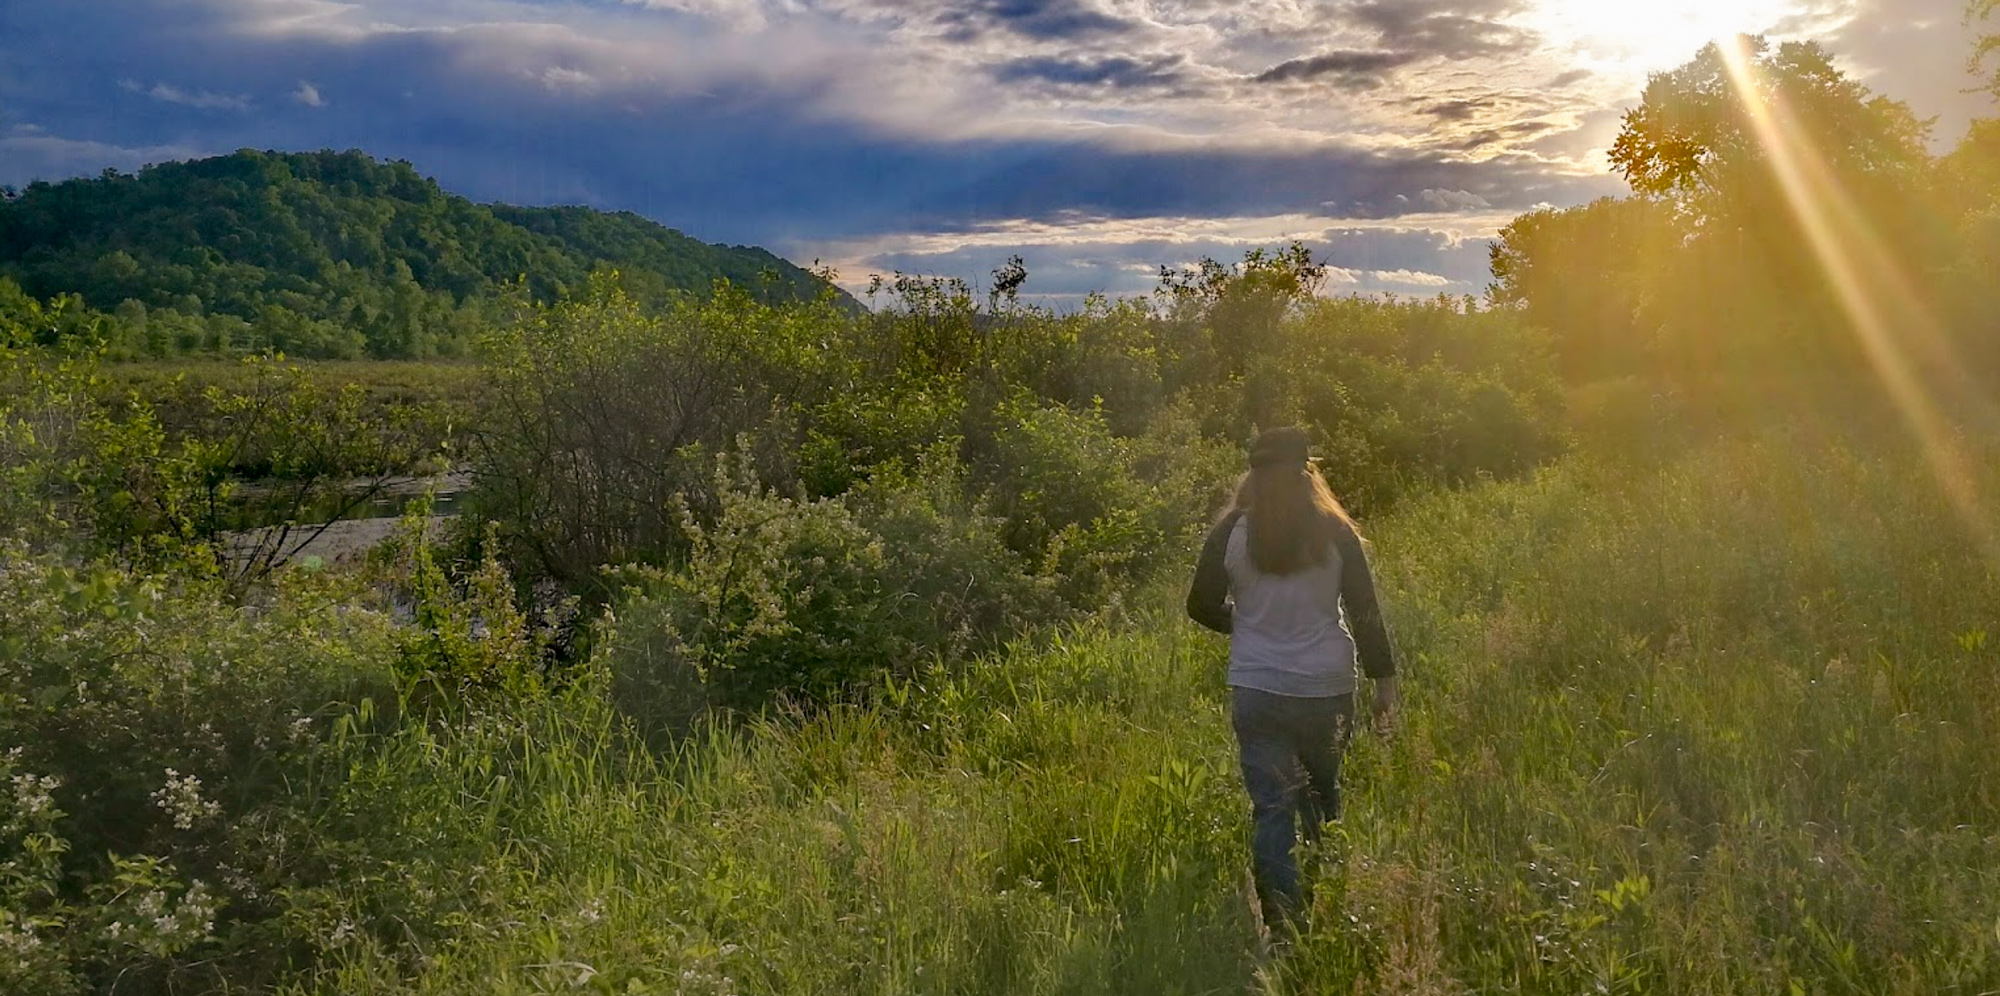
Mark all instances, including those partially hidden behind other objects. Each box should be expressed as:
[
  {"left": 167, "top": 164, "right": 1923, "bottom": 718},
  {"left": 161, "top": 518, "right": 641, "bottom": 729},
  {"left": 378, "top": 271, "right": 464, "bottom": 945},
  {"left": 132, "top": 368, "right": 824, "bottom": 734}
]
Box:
[{"left": 1248, "top": 426, "right": 1312, "bottom": 469}]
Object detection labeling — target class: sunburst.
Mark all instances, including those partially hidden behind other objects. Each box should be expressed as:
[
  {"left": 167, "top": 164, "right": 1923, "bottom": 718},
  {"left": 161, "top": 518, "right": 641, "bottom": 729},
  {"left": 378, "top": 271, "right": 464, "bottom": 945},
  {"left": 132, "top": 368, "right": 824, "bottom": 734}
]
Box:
[{"left": 1530, "top": 0, "right": 1801, "bottom": 66}]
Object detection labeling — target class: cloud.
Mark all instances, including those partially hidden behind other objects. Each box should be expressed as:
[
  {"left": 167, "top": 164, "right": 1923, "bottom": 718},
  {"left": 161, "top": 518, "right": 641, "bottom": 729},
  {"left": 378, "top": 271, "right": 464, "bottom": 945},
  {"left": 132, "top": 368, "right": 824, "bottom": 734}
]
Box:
[
  {"left": 533, "top": 66, "right": 599, "bottom": 93},
  {"left": 1, "top": 0, "right": 1974, "bottom": 306},
  {"left": 1828, "top": 0, "right": 1991, "bottom": 146},
  {"left": 799, "top": 212, "right": 1512, "bottom": 304},
  {"left": 0, "top": 130, "right": 209, "bottom": 187},
  {"left": 946, "top": 0, "right": 1142, "bottom": 42},
  {"left": 1424, "top": 99, "right": 1488, "bottom": 121},
  {"left": 118, "top": 79, "right": 251, "bottom": 110},
  {"left": 1417, "top": 188, "right": 1492, "bottom": 210},
  {"left": 1365, "top": 268, "right": 1457, "bottom": 289},
  {"left": 1254, "top": 50, "right": 1416, "bottom": 88},
  {"left": 1242, "top": 0, "right": 1542, "bottom": 96},
  {"left": 993, "top": 55, "right": 1188, "bottom": 90},
  {"left": 1350, "top": 0, "right": 1540, "bottom": 59}
]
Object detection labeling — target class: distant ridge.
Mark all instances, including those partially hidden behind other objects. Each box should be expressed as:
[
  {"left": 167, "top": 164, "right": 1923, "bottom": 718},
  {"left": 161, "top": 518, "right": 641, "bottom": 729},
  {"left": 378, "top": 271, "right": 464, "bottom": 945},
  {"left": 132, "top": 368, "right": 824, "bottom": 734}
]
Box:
[{"left": 0, "top": 149, "right": 854, "bottom": 358}]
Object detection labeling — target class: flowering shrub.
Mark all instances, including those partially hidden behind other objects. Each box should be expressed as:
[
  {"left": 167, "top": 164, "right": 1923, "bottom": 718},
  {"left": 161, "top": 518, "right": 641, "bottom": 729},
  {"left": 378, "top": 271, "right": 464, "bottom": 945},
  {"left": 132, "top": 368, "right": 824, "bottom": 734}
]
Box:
[{"left": 0, "top": 546, "right": 399, "bottom": 987}]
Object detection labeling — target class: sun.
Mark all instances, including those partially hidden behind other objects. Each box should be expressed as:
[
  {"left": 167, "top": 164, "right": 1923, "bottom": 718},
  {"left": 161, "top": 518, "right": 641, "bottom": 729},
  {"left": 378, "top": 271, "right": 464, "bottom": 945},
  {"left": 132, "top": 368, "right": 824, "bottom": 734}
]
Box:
[{"left": 1528, "top": 0, "right": 1800, "bottom": 68}]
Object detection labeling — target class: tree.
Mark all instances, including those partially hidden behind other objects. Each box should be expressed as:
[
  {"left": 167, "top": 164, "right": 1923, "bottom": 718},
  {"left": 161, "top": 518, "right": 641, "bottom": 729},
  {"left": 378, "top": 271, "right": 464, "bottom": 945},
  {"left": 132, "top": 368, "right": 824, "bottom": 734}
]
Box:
[
  {"left": 1158, "top": 243, "right": 1325, "bottom": 380},
  {"left": 1489, "top": 197, "right": 1672, "bottom": 380},
  {"left": 1974, "top": 0, "right": 2000, "bottom": 99},
  {"left": 1597, "top": 37, "right": 1942, "bottom": 385},
  {"left": 0, "top": 149, "right": 855, "bottom": 359},
  {"left": 1610, "top": 36, "right": 1929, "bottom": 222}
]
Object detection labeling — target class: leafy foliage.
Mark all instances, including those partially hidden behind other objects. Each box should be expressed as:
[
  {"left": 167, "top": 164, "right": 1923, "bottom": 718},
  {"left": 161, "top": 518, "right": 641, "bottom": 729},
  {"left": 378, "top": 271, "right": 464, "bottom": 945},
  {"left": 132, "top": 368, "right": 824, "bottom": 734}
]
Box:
[
  {"left": 0, "top": 551, "right": 398, "bottom": 992},
  {"left": 0, "top": 335, "right": 199, "bottom": 562},
  {"left": 32, "top": 30, "right": 2000, "bottom": 993},
  {"left": 1974, "top": 0, "right": 2000, "bottom": 100},
  {"left": 0, "top": 150, "right": 852, "bottom": 359},
  {"left": 609, "top": 452, "right": 1060, "bottom": 712},
  {"left": 9, "top": 430, "right": 1996, "bottom": 993},
  {"left": 470, "top": 275, "right": 839, "bottom": 589},
  {"left": 463, "top": 258, "right": 1553, "bottom": 712},
  {"left": 1610, "top": 38, "right": 1929, "bottom": 205},
  {"left": 1495, "top": 36, "right": 1991, "bottom": 396}
]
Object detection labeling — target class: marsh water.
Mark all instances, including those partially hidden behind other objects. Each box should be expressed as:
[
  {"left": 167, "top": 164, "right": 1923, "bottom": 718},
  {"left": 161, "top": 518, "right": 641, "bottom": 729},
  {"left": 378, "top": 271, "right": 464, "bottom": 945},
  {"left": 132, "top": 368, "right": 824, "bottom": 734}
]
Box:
[{"left": 221, "top": 471, "right": 468, "bottom": 565}]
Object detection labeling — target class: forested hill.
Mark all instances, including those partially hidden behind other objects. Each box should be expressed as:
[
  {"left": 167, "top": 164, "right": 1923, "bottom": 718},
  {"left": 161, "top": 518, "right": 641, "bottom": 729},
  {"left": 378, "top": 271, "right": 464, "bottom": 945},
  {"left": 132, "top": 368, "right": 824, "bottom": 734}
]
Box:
[{"left": 0, "top": 149, "right": 852, "bottom": 358}]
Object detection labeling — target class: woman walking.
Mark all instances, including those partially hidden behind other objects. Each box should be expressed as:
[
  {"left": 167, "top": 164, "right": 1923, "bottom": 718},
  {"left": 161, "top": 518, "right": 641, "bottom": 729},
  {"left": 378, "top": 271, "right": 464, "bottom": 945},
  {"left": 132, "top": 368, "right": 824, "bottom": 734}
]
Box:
[{"left": 1187, "top": 427, "right": 1399, "bottom": 935}]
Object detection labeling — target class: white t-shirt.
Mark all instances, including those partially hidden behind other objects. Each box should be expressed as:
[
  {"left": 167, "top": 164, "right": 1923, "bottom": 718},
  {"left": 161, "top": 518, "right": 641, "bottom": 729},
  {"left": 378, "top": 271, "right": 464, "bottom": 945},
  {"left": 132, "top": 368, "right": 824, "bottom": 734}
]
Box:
[{"left": 1223, "top": 516, "right": 1361, "bottom": 698}]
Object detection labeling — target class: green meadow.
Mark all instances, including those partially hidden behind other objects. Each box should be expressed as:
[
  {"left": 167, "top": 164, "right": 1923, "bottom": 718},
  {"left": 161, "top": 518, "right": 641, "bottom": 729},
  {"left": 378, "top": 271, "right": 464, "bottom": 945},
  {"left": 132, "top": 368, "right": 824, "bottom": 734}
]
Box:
[
  {"left": 8, "top": 412, "right": 1996, "bottom": 994},
  {"left": 7, "top": 29, "right": 2000, "bottom": 996}
]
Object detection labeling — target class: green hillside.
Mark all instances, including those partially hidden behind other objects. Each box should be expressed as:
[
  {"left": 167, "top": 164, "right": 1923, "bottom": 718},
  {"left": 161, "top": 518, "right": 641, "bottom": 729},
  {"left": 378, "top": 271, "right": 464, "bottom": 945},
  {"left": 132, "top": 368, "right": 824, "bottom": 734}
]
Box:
[{"left": 0, "top": 149, "right": 850, "bottom": 358}]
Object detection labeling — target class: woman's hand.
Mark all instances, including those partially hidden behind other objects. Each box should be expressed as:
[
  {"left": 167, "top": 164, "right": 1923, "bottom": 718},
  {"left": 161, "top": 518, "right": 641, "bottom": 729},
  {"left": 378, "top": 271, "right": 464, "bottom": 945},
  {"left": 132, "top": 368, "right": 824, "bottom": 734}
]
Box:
[{"left": 1368, "top": 676, "right": 1400, "bottom": 733}]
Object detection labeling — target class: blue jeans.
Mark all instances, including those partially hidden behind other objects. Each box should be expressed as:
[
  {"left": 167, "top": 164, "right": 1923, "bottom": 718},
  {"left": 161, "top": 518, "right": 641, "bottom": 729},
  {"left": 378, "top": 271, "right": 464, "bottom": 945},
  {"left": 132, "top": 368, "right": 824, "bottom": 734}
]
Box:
[{"left": 1231, "top": 687, "right": 1355, "bottom": 930}]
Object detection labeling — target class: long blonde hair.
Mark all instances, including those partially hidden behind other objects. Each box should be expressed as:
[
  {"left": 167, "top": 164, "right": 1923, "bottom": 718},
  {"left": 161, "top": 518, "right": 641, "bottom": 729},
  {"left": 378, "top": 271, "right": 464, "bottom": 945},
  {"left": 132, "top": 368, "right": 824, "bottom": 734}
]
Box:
[{"left": 1228, "top": 463, "right": 1358, "bottom": 576}]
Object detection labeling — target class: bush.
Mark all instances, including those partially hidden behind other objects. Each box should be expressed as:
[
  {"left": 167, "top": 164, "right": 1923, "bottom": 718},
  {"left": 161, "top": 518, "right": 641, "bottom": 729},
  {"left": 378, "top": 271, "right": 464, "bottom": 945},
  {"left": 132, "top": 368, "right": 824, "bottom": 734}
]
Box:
[
  {"left": 1282, "top": 296, "right": 1565, "bottom": 509},
  {"left": 606, "top": 449, "right": 1061, "bottom": 714},
  {"left": 972, "top": 395, "right": 1161, "bottom": 587},
  {"left": 471, "top": 275, "right": 844, "bottom": 590},
  {"left": 0, "top": 548, "right": 398, "bottom": 990},
  {"left": 0, "top": 338, "right": 200, "bottom": 563}
]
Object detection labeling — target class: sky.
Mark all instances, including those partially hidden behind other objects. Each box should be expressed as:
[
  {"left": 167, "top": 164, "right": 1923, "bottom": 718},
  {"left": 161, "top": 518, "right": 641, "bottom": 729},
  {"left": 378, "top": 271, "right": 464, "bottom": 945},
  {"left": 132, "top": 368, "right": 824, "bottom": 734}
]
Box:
[{"left": 0, "top": 0, "right": 1991, "bottom": 303}]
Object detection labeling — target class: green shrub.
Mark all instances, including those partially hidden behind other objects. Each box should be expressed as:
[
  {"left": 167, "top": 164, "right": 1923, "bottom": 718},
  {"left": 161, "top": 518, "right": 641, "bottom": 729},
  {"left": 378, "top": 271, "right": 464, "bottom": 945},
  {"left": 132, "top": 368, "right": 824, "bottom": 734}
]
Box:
[
  {"left": 0, "top": 339, "right": 201, "bottom": 563},
  {"left": 606, "top": 449, "right": 1060, "bottom": 714},
  {"left": 0, "top": 547, "right": 398, "bottom": 989},
  {"left": 795, "top": 374, "right": 967, "bottom": 498},
  {"left": 376, "top": 516, "right": 564, "bottom": 705},
  {"left": 959, "top": 396, "right": 1149, "bottom": 606},
  {"left": 1282, "top": 296, "right": 1565, "bottom": 509},
  {"left": 470, "top": 276, "right": 843, "bottom": 588}
]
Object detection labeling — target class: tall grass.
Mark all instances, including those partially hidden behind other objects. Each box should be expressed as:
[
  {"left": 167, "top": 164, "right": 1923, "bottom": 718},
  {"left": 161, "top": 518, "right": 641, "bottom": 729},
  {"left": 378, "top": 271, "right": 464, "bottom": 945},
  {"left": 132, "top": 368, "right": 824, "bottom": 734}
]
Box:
[{"left": 271, "top": 429, "right": 2000, "bottom": 994}]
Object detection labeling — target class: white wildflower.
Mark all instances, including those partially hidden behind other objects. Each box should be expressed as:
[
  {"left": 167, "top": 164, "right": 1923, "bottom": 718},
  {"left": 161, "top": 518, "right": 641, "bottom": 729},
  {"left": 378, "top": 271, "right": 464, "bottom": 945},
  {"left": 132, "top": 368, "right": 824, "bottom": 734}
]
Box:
[
  {"left": 177, "top": 880, "right": 217, "bottom": 937},
  {"left": 9, "top": 772, "right": 59, "bottom": 818},
  {"left": 151, "top": 768, "right": 221, "bottom": 830}
]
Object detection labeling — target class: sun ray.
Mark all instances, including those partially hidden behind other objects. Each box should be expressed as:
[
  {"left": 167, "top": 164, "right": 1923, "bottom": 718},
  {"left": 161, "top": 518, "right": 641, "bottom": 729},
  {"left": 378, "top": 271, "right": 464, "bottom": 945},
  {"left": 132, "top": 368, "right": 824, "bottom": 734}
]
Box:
[{"left": 1712, "top": 37, "right": 2000, "bottom": 563}]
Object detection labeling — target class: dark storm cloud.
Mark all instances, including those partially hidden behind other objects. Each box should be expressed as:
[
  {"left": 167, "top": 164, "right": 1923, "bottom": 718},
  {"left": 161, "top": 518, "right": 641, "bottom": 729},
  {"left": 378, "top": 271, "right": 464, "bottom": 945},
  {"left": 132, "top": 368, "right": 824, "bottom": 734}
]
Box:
[
  {"left": 939, "top": 0, "right": 1142, "bottom": 42},
  {"left": 0, "top": 0, "right": 1616, "bottom": 249},
  {"left": 892, "top": 140, "right": 1609, "bottom": 231},
  {"left": 1249, "top": 0, "right": 1538, "bottom": 90},
  {"left": 1349, "top": 0, "right": 1539, "bottom": 59},
  {"left": 993, "top": 54, "right": 1189, "bottom": 89},
  {"left": 1253, "top": 49, "right": 1416, "bottom": 88},
  {"left": 1424, "top": 98, "right": 1488, "bottom": 121}
]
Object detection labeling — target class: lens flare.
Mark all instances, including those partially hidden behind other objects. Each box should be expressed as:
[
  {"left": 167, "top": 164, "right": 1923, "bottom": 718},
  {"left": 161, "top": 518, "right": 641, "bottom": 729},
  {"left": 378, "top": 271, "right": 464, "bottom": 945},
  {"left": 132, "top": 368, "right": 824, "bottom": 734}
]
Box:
[{"left": 1712, "top": 37, "right": 2000, "bottom": 562}]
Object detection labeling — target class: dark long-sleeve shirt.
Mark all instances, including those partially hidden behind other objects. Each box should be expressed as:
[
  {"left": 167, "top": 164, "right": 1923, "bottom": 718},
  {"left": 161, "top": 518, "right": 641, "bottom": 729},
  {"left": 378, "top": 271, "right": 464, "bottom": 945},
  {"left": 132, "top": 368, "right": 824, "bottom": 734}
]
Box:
[{"left": 1187, "top": 510, "right": 1397, "bottom": 692}]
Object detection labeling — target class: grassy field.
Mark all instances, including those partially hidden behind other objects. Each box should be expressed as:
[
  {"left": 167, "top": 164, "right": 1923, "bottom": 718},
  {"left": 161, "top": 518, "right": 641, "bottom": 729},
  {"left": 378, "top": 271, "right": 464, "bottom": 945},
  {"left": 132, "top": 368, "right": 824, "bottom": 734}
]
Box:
[
  {"left": 256, "top": 428, "right": 2000, "bottom": 995},
  {"left": 101, "top": 359, "right": 483, "bottom": 407}
]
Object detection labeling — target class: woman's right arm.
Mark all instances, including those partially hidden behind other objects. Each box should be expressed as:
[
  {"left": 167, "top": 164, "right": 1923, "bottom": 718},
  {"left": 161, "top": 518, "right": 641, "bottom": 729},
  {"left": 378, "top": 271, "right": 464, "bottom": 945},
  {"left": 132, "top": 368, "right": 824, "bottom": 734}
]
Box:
[
  {"left": 1186, "top": 512, "right": 1239, "bottom": 635},
  {"left": 1332, "top": 521, "right": 1396, "bottom": 681}
]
